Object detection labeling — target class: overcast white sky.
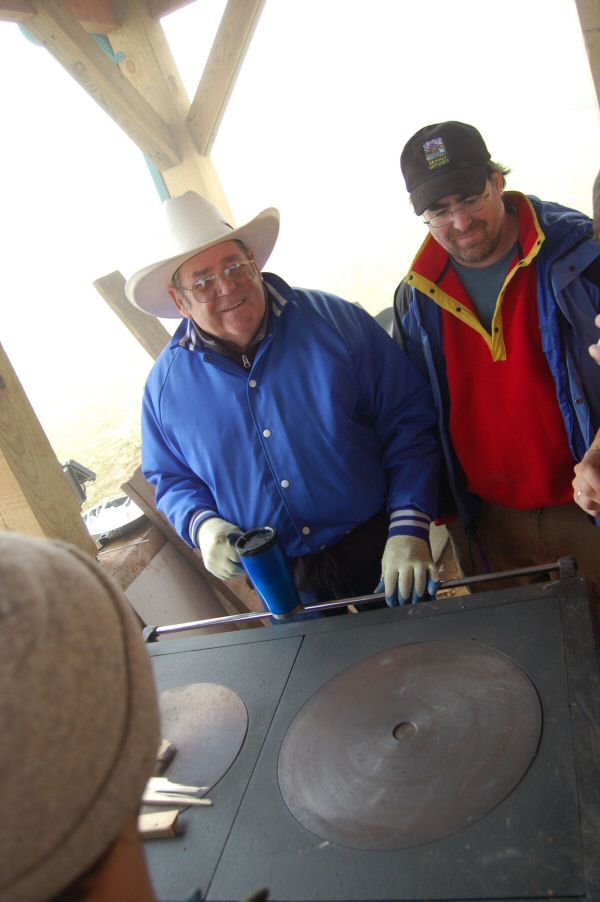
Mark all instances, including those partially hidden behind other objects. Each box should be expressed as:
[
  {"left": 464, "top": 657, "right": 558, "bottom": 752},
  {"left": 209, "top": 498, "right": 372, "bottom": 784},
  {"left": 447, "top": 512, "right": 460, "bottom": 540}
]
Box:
[{"left": 1, "top": 0, "right": 599, "bottom": 436}]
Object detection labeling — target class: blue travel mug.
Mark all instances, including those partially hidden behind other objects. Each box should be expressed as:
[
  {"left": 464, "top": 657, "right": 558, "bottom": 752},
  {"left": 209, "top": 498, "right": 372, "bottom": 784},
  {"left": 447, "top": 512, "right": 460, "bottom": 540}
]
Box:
[{"left": 234, "top": 526, "right": 304, "bottom": 620}]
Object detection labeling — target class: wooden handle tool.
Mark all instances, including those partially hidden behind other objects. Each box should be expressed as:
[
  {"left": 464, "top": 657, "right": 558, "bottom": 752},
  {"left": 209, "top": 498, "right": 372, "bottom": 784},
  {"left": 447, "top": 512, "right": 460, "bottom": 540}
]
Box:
[{"left": 138, "top": 809, "right": 180, "bottom": 840}]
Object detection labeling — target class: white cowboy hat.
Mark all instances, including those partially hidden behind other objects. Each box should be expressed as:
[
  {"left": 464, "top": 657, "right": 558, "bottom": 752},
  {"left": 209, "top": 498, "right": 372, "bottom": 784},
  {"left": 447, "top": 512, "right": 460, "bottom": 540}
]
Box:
[{"left": 125, "top": 191, "right": 280, "bottom": 318}]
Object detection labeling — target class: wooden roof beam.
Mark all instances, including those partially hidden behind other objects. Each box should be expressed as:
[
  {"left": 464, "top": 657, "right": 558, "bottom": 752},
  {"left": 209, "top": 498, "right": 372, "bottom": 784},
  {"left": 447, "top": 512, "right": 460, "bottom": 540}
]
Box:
[
  {"left": 0, "top": 0, "right": 120, "bottom": 33},
  {"left": 186, "top": 0, "right": 266, "bottom": 155},
  {"left": 0, "top": 1, "right": 201, "bottom": 30},
  {"left": 0, "top": 1, "right": 36, "bottom": 23},
  {"left": 145, "top": 1, "right": 195, "bottom": 19},
  {"left": 23, "top": 0, "right": 181, "bottom": 169}
]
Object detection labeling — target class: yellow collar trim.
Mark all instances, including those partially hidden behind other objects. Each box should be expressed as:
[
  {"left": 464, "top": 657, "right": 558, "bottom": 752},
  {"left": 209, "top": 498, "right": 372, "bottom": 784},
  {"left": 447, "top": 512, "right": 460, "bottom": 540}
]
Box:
[{"left": 406, "top": 193, "right": 546, "bottom": 362}]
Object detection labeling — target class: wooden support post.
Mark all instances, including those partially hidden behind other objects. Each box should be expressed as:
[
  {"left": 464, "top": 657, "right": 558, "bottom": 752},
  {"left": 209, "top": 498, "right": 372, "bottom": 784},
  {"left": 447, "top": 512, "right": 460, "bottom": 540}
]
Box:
[
  {"left": 109, "top": 0, "right": 233, "bottom": 212},
  {"left": 0, "top": 343, "right": 98, "bottom": 555},
  {"left": 93, "top": 271, "right": 171, "bottom": 360},
  {"left": 574, "top": 0, "right": 600, "bottom": 111}
]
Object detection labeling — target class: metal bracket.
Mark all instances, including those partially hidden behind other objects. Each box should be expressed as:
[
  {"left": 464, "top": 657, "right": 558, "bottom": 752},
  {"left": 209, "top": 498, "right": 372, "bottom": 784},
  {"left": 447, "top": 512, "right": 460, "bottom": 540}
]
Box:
[
  {"left": 558, "top": 556, "right": 578, "bottom": 579},
  {"left": 92, "top": 33, "right": 126, "bottom": 65}
]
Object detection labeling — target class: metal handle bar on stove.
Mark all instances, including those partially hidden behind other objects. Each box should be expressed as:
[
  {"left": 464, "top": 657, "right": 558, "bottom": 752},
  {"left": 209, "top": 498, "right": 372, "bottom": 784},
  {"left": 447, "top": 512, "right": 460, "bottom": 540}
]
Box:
[{"left": 142, "top": 557, "right": 577, "bottom": 642}]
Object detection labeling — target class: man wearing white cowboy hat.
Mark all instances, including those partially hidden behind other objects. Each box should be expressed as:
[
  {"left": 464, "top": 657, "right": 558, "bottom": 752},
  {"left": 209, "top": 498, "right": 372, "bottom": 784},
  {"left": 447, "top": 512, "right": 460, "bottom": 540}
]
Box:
[{"left": 126, "top": 191, "right": 441, "bottom": 607}]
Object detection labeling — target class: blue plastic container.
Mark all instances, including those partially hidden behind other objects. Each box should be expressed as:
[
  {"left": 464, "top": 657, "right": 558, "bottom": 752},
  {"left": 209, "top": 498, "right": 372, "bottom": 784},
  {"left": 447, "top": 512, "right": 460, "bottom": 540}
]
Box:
[{"left": 234, "top": 526, "right": 303, "bottom": 619}]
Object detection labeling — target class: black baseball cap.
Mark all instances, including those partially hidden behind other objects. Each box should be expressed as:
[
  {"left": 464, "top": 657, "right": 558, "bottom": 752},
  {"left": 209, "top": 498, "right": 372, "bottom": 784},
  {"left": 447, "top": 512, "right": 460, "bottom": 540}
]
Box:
[{"left": 401, "top": 121, "right": 492, "bottom": 215}]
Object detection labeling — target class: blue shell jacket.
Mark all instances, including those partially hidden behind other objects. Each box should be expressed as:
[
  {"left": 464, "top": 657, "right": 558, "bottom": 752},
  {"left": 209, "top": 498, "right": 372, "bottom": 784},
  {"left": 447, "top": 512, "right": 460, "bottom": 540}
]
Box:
[
  {"left": 141, "top": 274, "right": 441, "bottom": 559},
  {"left": 394, "top": 195, "right": 600, "bottom": 532}
]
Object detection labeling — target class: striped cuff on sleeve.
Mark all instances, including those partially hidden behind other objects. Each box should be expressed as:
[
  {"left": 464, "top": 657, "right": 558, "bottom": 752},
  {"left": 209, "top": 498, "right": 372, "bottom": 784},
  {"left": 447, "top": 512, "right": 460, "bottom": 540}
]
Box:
[
  {"left": 189, "top": 509, "right": 219, "bottom": 547},
  {"left": 388, "top": 508, "right": 431, "bottom": 543}
]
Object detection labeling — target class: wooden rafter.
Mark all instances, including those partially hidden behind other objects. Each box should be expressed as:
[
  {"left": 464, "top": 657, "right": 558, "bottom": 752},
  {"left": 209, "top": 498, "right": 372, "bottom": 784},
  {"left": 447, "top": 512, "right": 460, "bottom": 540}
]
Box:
[
  {"left": 22, "top": 0, "right": 181, "bottom": 169},
  {"left": 93, "top": 272, "right": 172, "bottom": 361},
  {"left": 187, "top": 0, "right": 266, "bottom": 155}
]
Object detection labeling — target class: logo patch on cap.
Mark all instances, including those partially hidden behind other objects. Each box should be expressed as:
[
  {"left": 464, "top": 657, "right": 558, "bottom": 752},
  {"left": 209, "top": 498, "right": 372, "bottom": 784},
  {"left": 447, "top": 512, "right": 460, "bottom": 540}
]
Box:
[{"left": 423, "top": 137, "right": 449, "bottom": 171}]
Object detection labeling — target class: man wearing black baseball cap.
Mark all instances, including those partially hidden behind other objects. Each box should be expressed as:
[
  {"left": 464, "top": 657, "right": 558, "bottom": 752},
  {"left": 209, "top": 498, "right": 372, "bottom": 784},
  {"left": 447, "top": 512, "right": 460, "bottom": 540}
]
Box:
[{"left": 394, "top": 120, "right": 600, "bottom": 590}]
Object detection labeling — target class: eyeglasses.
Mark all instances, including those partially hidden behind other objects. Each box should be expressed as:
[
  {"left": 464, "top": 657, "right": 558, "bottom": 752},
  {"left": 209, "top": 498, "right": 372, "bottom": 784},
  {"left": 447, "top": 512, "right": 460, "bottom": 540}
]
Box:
[
  {"left": 177, "top": 258, "right": 257, "bottom": 303},
  {"left": 422, "top": 191, "right": 490, "bottom": 228}
]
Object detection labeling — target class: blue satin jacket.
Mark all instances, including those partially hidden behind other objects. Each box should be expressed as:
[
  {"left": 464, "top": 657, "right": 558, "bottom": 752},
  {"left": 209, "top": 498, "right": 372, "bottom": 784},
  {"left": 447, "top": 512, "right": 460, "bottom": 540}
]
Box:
[{"left": 142, "top": 274, "right": 440, "bottom": 559}]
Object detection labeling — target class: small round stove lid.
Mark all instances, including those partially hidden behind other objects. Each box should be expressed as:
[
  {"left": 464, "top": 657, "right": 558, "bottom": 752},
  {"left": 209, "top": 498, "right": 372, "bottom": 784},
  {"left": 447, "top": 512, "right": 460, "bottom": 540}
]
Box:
[
  {"left": 278, "top": 640, "right": 542, "bottom": 850},
  {"left": 158, "top": 682, "right": 248, "bottom": 789}
]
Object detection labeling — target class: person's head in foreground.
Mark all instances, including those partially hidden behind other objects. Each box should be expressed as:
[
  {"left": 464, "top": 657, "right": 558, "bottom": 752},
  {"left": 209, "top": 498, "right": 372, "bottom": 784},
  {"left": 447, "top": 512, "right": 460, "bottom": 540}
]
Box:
[{"left": 0, "top": 531, "right": 160, "bottom": 902}]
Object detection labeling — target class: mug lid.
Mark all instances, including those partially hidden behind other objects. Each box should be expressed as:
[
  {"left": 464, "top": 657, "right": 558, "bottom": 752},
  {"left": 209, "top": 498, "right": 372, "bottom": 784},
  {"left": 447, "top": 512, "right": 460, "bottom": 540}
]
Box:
[{"left": 234, "top": 526, "right": 277, "bottom": 556}]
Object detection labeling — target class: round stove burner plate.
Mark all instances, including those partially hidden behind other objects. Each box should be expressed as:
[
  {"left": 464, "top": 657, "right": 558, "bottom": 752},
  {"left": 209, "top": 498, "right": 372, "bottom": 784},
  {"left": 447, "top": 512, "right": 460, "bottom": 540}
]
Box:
[
  {"left": 158, "top": 682, "right": 248, "bottom": 789},
  {"left": 278, "top": 640, "right": 542, "bottom": 849}
]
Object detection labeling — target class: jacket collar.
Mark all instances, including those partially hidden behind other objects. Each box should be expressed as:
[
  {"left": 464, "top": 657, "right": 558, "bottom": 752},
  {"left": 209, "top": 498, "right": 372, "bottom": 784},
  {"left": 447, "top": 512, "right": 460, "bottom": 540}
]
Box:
[
  {"left": 177, "top": 287, "right": 271, "bottom": 354},
  {"left": 408, "top": 191, "right": 545, "bottom": 284}
]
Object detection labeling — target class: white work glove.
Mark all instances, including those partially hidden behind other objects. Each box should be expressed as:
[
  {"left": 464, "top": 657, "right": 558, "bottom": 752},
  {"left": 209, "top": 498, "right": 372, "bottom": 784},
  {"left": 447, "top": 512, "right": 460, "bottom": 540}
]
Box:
[
  {"left": 375, "top": 535, "right": 439, "bottom": 606},
  {"left": 197, "top": 517, "right": 244, "bottom": 580}
]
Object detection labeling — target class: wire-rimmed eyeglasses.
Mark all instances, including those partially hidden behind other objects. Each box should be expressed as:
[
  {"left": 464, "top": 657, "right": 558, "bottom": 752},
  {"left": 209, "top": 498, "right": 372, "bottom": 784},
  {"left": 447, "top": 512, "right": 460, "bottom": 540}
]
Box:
[
  {"left": 176, "top": 258, "right": 257, "bottom": 303},
  {"left": 422, "top": 191, "right": 490, "bottom": 229}
]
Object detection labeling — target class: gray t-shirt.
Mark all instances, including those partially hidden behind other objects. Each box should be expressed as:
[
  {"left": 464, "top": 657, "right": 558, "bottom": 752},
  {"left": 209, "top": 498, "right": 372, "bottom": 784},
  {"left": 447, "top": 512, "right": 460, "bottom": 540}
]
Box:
[{"left": 451, "top": 242, "right": 518, "bottom": 333}]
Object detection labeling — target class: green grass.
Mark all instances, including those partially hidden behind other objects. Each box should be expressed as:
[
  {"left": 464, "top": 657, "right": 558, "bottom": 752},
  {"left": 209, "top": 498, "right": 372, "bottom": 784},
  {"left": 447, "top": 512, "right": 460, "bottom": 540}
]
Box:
[{"left": 47, "top": 382, "right": 144, "bottom": 513}]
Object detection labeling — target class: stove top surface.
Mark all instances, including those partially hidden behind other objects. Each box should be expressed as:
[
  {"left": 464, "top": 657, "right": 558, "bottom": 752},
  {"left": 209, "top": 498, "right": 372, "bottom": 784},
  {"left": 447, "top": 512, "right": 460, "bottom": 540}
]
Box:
[{"left": 146, "top": 576, "right": 600, "bottom": 902}]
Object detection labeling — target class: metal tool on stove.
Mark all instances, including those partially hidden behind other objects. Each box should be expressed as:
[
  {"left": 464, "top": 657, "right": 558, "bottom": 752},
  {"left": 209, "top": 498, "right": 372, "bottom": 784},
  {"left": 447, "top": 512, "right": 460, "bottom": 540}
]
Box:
[
  {"left": 142, "top": 776, "right": 212, "bottom": 807},
  {"left": 143, "top": 556, "right": 577, "bottom": 641}
]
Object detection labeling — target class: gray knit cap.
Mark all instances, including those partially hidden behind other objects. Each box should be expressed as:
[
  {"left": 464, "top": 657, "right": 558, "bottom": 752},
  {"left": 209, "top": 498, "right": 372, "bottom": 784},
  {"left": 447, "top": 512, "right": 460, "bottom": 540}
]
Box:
[{"left": 0, "top": 532, "right": 160, "bottom": 902}]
